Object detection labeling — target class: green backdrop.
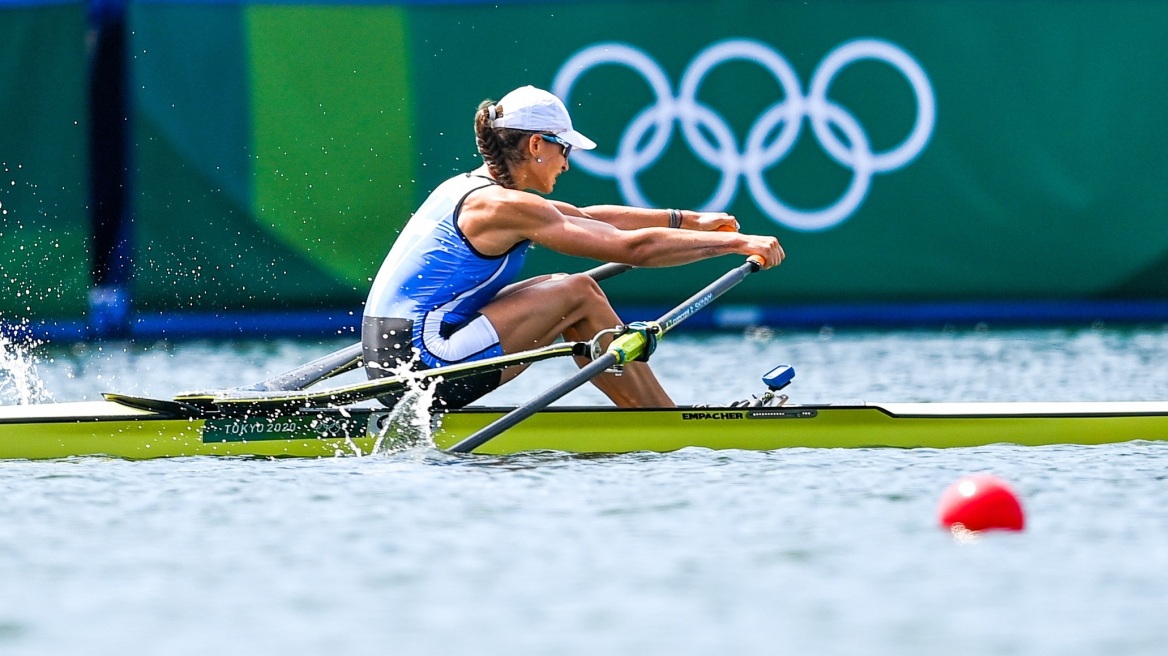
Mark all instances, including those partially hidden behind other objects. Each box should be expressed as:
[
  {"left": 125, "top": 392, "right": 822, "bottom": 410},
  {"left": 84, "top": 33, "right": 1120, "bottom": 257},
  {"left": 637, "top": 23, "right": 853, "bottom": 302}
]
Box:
[
  {"left": 0, "top": 1, "right": 89, "bottom": 320},
  {"left": 6, "top": 0, "right": 1168, "bottom": 320}
]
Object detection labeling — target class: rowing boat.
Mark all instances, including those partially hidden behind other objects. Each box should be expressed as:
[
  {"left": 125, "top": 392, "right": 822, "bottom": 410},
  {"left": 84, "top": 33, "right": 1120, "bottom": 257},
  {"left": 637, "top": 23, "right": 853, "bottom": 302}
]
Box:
[
  {"left": 5, "top": 259, "right": 1166, "bottom": 460},
  {"left": 2, "top": 396, "right": 1168, "bottom": 460}
]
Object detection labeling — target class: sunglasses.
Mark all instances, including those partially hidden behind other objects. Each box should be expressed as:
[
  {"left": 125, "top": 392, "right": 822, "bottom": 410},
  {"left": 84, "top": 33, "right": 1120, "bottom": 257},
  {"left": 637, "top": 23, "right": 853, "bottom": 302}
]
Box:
[{"left": 541, "top": 133, "right": 573, "bottom": 159}]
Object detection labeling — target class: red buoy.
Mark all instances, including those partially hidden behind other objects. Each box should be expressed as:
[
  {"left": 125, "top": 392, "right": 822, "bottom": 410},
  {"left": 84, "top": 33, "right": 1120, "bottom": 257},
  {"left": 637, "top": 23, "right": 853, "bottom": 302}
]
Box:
[{"left": 938, "top": 474, "right": 1025, "bottom": 532}]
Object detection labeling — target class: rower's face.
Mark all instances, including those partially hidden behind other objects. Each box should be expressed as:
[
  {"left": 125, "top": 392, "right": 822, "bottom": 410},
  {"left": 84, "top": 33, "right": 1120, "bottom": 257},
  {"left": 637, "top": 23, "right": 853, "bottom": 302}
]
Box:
[{"left": 531, "top": 135, "right": 570, "bottom": 194}]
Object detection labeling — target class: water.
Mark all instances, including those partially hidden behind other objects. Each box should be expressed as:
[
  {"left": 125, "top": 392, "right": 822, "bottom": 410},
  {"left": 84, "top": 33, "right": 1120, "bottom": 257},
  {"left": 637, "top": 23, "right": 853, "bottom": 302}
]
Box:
[
  {"left": 0, "top": 332, "right": 49, "bottom": 406},
  {"left": 3, "top": 326, "right": 1168, "bottom": 655}
]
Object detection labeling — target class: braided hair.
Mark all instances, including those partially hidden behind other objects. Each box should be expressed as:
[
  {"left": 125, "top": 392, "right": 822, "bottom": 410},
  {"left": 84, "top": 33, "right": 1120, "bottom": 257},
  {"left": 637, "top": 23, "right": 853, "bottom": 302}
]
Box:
[{"left": 474, "top": 100, "right": 535, "bottom": 190}]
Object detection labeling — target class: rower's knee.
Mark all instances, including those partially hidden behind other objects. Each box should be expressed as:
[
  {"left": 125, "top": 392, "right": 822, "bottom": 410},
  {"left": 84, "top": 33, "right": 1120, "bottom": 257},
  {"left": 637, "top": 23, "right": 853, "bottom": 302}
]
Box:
[{"left": 561, "top": 272, "right": 607, "bottom": 303}]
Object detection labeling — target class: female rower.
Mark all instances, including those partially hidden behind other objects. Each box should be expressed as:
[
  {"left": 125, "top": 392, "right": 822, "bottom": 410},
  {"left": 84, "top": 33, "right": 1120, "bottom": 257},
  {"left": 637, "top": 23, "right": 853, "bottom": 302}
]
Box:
[{"left": 363, "top": 85, "right": 784, "bottom": 409}]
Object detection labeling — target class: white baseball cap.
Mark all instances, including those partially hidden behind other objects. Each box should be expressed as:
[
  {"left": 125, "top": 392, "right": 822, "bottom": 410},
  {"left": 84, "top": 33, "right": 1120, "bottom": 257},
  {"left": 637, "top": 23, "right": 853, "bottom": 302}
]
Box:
[{"left": 489, "top": 85, "right": 597, "bottom": 151}]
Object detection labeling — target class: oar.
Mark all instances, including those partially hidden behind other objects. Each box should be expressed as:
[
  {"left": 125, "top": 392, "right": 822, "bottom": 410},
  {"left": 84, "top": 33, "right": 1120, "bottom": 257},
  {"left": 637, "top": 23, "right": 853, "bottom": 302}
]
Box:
[
  {"left": 176, "top": 341, "right": 591, "bottom": 412},
  {"left": 580, "top": 262, "right": 635, "bottom": 282},
  {"left": 246, "top": 343, "right": 364, "bottom": 392},
  {"left": 447, "top": 255, "right": 766, "bottom": 454},
  {"left": 243, "top": 262, "right": 636, "bottom": 393}
]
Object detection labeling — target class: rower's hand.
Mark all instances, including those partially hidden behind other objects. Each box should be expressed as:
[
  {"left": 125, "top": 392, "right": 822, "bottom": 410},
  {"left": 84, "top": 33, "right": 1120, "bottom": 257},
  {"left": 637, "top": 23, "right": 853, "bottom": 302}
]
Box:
[
  {"left": 687, "top": 211, "right": 739, "bottom": 232},
  {"left": 743, "top": 235, "right": 785, "bottom": 269}
]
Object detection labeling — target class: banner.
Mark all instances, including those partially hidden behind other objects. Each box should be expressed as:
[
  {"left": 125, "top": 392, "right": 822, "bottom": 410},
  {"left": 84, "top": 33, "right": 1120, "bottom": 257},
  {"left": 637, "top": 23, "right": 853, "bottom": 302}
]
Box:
[
  {"left": 405, "top": 0, "right": 1168, "bottom": 305},
  {"left": 125, "top": 0, "right": 1168, "bottom": 311},
  {"left": 0, "top": 1, "right": 89, "bottom": 320}
]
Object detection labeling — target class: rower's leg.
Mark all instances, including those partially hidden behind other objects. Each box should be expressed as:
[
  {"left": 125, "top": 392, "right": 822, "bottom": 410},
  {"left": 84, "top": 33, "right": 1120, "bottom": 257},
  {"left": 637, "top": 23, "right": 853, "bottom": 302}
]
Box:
[{"left": 480, "top": 273, "right": 674, "bottom": 408}]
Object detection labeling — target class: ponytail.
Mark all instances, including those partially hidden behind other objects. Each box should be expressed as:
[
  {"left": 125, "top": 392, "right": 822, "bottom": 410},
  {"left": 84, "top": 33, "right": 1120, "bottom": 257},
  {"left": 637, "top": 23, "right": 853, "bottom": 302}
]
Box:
[{"left": 474, "top": 100, "right": 531, "bottom": 190}]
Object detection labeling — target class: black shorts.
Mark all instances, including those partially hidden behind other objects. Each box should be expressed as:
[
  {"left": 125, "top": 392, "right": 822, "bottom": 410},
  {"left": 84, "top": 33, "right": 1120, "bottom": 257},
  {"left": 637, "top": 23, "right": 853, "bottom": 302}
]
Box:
[{"left": 361, "top": 316, "right": 502, "bottom": 410}]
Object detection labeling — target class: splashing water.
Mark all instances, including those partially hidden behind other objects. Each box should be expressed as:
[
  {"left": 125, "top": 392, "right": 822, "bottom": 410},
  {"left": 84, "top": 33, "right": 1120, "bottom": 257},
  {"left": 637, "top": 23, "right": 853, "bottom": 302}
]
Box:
[
  {"left": 371, "top": 386, "right": 439, "bottom": 454},
  {"left": 367, "top": 356, "right": 441, "bottom": 454},
  {"left": 0, "top": 330, "right": 52, "bottom": 405}
]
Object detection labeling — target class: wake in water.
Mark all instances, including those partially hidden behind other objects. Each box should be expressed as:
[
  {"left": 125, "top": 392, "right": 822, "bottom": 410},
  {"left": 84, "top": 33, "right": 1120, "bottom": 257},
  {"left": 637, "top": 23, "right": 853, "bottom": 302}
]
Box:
[{"left": 0, "top": 329, "right": 52, "bottom": 405}]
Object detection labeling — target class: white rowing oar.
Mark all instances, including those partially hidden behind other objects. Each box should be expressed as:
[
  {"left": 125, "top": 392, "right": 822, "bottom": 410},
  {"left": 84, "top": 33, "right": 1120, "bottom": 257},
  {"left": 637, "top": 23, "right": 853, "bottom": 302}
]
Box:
[
  {"left": 447, "top": 255, "right": 766, "bottom": 454},
  {"left": 237, "top": 262, "right": 636, "bottom": 394}
]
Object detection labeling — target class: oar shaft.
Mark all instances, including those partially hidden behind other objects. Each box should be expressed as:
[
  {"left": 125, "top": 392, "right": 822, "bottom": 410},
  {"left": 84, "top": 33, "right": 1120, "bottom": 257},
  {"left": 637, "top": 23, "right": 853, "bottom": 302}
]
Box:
[
  {"left": 247, "top": 343, "right": 364, "bottom": 392},
  {"left": 447, "top": 256, "right": 764, "bottom": 454},
  {"left": 584, "top": 262, "right": 635, "bottom": 282},
  {"left": 239, "top": 263, "right": 635, "bottom": 393},
  {"left": 195, "top": 341, "right": 583, "bottom": 412},
  {"left": 659, "top": 259, "right": 760, "bottom": 334},
  {"left": 452, "top": 355, "right": 619, "bottom": 452}
]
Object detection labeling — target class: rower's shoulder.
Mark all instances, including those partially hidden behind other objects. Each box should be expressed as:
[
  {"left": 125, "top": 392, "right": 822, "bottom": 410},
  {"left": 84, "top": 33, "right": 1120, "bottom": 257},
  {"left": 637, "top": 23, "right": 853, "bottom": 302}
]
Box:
[{"left": 463, "top": 183, "right": 555, "bottom": 217}]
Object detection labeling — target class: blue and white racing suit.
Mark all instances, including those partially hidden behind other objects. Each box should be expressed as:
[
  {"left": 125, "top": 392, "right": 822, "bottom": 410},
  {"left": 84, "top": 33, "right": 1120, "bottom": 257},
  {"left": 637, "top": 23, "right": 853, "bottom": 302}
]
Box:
[{"left": 362, "top": 173, "right": 531, "bottom": 407}]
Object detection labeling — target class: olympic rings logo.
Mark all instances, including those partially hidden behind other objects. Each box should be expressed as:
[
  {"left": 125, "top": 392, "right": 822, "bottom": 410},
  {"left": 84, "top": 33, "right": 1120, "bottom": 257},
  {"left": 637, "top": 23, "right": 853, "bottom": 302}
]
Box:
[{"left": 551, "top": 38, "right": 936, "bottom": 231}]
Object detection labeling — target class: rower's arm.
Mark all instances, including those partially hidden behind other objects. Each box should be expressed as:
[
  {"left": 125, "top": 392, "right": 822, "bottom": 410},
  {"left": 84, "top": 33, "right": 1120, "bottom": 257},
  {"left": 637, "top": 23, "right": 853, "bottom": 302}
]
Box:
[
  {"left": 534, "top": 200, "right": 782, "bottom": 268},
  {"left": 550, "top": 201, "right": 738, "bottom": 232},
  {"left": 461, "top": 187, "right": 783, "bottom": 268}
]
